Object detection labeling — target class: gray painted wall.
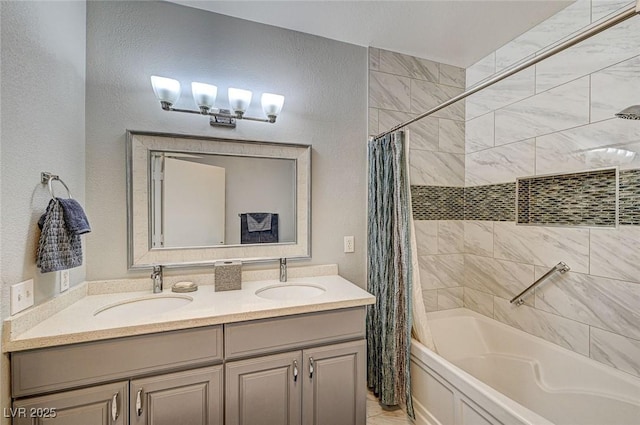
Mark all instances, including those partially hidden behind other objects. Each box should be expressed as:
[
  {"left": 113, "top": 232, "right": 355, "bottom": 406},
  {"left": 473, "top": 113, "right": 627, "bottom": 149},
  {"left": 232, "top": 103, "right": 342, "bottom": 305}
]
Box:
[
  {"left": 0, "top": 1, "right": 86, "bottom": 313},
  {"left": 0, "top": 1, "right": 86, "bottom": 418},
  {"left": 86, "top": 2, "right": 368, "bottom": 286}
]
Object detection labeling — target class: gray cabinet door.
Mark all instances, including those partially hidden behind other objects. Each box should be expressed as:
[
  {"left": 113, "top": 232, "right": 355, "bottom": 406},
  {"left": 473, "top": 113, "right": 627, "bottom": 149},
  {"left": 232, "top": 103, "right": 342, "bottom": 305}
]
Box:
[
  {"left": 12, "top": 381, "right": 128, "bottom": 425},
  {"left": 130, "top": 365, "right": 223, "bottom": 425},
  {"left": 302, "top": 340, "right": 366, "bottom": 425},
  {"left": 225, "top": 351, "right": 302, "bottom": 425}
]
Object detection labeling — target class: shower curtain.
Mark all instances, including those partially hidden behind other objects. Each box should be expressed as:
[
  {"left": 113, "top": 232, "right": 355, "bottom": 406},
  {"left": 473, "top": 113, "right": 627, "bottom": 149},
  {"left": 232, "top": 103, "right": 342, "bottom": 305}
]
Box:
[{"left": 366, "top": 130, "right": 415, "bottom": 418}]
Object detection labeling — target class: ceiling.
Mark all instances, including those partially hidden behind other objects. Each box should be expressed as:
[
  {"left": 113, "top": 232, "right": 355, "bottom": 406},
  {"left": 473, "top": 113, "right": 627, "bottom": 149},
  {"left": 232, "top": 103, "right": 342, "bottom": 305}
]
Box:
[{"left": 166, "top": 0, "right": 573, "bottom": 68}]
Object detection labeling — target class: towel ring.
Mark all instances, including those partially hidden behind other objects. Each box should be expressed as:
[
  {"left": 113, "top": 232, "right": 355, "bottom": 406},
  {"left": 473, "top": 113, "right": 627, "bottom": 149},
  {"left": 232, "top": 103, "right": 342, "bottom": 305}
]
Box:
[{"left": 41, "top": 172, "right": 72, "bottom": 200}]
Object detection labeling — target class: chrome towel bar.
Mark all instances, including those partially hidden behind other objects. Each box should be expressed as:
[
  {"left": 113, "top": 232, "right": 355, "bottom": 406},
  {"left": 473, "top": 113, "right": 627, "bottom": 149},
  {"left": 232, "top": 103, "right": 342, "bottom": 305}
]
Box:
[{"left": 510, "top": 262, "right": 570, "bottom": 306}]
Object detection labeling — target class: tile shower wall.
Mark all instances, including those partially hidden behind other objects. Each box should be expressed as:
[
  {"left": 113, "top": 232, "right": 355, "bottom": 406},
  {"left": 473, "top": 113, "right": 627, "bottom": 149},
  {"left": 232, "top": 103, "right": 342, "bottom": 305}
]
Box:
[
  {"left": 464, "top": 0, "right": 640, "bottom": 377},
  {"left": 368, "top": 48, "right": 466, "bottom": 312}
]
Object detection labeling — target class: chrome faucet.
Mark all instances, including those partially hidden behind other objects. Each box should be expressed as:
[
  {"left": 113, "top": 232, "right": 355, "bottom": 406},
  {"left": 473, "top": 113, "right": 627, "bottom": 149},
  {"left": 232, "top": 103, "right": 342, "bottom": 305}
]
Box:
[
  {"left": 279, "top": 258, "right": 287, "bottom": 282},
  {"left": 151, "top": 265, "right": 163, "bottom": 293}
]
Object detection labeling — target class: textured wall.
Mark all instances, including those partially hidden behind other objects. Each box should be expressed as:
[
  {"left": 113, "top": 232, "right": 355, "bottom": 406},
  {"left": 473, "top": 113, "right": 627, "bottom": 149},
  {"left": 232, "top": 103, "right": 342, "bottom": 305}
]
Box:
[
  {"left": 464, "top": 0, "right": 640, "bottom": 377},
  {"left": 85, "top": 2, "right": 367, "bottom": 285},
  {"left": 367, "top": 47, "right": 467, "bottom": 312},
  {"left": 0, "top": 0, "right": 87, "bottom": 418},
  {"left": 0, "top": 1, "right": 86, "bottom": 314}
]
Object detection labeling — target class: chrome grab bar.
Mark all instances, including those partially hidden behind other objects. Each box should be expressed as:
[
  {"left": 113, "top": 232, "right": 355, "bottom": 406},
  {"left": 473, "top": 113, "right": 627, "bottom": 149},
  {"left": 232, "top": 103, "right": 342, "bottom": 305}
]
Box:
[{"left": 510, "top": 262, "right": 570, "bottom": 306}]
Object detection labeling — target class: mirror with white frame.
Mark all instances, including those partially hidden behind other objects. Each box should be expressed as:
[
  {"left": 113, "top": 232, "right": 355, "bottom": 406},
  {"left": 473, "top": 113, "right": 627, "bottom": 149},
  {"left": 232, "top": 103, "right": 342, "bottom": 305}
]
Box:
[{"left": 126, "top": 131, "right": 311, "bottom": 268}]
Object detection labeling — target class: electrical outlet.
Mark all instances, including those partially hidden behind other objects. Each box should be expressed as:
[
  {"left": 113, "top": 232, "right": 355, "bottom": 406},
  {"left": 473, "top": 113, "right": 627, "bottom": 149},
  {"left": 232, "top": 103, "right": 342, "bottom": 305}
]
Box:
[
  {"left": 60, "top": 270, "right": 70, "bottom": 292},
  {"left": 11, "top": 279, "right": 34, "bottom": 315},
  {"left": 344, "top": 236, "right": 355, "bottom": 253}
]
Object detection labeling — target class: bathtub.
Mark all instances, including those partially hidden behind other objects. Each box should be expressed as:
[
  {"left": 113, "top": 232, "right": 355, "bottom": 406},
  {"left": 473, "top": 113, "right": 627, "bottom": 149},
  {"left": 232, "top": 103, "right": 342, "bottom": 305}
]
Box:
[{"left": 410, "top": 308, "right": 640, "bottom": 425}]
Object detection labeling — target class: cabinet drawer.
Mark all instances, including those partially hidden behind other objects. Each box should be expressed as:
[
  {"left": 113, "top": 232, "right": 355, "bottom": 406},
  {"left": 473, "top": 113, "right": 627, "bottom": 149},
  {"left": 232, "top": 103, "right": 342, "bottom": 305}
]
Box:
[
  {"left": 12, "top": 326, "right": 222, "bottom": 398},
  {"left": 224, "top": 307, "right": 365, "bottom": 359}
]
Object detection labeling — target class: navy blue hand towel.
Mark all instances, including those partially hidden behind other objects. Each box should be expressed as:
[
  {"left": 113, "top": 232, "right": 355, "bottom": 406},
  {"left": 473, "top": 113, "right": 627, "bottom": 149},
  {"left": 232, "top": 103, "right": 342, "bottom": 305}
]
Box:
[{"left": 57, "top": 198, "right": 91, "bottom": 235}]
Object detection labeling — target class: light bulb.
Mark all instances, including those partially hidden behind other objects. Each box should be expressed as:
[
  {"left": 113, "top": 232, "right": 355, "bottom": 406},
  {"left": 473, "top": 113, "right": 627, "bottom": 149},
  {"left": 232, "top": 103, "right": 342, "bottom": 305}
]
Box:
[
  {"left": 228, "top": 88, "right": 252, "bottom": 116},
  {"left": 191, "top": 82, "right": 218, "bottom": 112},
  {"left": 261, "top": 93, "right": 285, "bottom": 122},
  {"left": 150, "top": 76, "right": 181, "bottom": 107}
]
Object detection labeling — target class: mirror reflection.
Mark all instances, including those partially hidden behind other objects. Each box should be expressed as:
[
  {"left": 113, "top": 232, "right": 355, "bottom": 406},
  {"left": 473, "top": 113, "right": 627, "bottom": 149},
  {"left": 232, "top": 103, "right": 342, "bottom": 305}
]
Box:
[{"left": 150, "top": 151, "right": 296, "bottom": 249}]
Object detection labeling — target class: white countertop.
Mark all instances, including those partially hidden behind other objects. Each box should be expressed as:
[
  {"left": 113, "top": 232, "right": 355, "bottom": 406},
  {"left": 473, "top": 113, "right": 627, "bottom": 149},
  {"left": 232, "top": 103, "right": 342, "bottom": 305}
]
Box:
[{"left": 3, "top": 273, "right": 374, "bottom": 352}]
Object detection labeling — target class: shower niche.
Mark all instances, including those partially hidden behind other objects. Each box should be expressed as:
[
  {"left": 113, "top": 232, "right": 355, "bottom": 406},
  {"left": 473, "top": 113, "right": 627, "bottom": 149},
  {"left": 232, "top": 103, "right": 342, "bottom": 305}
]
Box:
[{"left": 516, "top": 167, "right": 618, "bottom": 227}]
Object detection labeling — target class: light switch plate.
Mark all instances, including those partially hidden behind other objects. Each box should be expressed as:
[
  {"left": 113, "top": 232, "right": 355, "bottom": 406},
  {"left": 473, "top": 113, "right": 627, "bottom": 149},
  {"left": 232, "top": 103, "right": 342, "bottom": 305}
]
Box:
[{"left": 11, "top": 279, "right": 34, "bottom": 315}]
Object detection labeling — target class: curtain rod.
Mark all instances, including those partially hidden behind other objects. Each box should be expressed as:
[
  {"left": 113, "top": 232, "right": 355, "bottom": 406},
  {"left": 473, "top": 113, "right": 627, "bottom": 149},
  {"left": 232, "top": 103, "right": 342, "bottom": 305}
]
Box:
[{"left": 374, "top": 1, "right": 640, "bottom": 140}]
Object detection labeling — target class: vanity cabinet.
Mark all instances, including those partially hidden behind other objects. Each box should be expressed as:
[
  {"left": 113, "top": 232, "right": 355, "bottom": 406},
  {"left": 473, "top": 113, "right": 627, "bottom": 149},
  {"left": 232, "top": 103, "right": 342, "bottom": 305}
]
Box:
[
  {"left": 225, "top": 340, "right": 365, "bottom": 425},
  {"left": 130, "top": 366, "right": 223, "bottom": 425},
  {"left": 12, "top": 381, "right": 128, "bottom": 425},
  {"left": 225, "top": 351, "right": 303, "bottom": 425},
  {"left": 10, "top": 307, "right": 367, "bottom": 425},
  {"left": 224, "top": 308, "right": 367, "bottom": 425}
]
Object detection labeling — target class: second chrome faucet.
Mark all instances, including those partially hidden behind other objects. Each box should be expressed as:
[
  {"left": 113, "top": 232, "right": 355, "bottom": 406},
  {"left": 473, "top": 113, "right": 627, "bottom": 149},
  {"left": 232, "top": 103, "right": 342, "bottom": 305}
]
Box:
[{"left": 279, "top": 258, "right": 287, "bottom": 282}]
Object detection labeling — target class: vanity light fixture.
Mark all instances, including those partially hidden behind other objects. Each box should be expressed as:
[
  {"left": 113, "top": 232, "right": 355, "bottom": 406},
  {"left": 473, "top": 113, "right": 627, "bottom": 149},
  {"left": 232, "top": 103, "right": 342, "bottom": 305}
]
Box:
[{"left": 150, "top": 76, "right": 285, "bottom": 128}]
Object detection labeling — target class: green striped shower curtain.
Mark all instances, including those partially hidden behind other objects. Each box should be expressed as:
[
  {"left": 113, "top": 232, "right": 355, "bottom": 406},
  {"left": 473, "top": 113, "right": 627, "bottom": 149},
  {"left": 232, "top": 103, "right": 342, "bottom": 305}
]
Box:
[{"left": 366, "top": 130, "right": 414, "bottom": 419}]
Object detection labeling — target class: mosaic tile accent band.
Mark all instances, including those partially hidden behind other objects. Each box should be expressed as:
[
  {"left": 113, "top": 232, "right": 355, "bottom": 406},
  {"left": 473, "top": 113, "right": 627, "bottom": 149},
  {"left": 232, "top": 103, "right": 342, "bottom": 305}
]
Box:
[
  {"left": 411, "top": 186, "right": 464, "bottom": 220},
  {"left": 412, "top": 168, "right": 640, "bottom": 224},
  {"left": 465, "top": 183, "right": 516, "bottom": 221},
  {"left": 620, "top": 169, "right": 640, "bottom": 225},
  {"left": 517, "top": 168, "right": 617, "bottom": 227}
]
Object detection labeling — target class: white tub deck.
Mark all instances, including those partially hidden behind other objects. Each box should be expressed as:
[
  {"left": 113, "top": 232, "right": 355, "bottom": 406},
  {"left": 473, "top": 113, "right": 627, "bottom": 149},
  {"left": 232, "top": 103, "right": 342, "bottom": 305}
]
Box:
[{"left": 410, "top": 308, "right": 640, "bottom": 425}]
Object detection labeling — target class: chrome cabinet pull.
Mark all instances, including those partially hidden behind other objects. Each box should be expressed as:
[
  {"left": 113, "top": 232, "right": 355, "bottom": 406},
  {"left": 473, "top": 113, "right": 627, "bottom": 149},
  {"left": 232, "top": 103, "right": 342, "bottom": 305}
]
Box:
[
  {"left": 111, "top": 393, "right": 118, "bottom": 422},
  {"left": 136, "top": 389, "right": 143, "bottom": 416},
  {"left": 293, "top": 360, "right": 298, "bottom": 382},
  {"left": 309, "top": 357, "right": 314, "bottom": 379}
]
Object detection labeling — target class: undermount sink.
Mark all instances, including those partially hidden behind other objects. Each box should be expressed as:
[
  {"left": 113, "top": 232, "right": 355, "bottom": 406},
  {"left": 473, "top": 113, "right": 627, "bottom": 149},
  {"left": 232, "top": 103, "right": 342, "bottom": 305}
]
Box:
[
  {"left": 94, "top": 295, "right": 193, "bottom": 319},
  {"left": 255, "top": 283, "right": 326, "bottom": 300}
]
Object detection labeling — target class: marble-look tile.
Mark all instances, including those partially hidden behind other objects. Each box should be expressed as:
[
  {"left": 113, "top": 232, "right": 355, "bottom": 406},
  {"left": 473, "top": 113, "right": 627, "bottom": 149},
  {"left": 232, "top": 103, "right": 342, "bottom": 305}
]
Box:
[
  {"left": 414, "top": 220, "right": 438, "bottom": 256},
  {"left": 369, "top": 107, "right": 379, "bottom": 136},
  {"left": 367, "top": 409, "right": 413, "bottom": 425},
  {"left": 464, "top": 254, "right": 535, "bottom": 301},
  {"left": 369, "top": 47, "right": 380, "bottom": 71},
  {"left": 410, "top": 150, "right": 465, "bottom": 187},
  {"left": 592, "top": 0, "right": 634, "bottom": 22},
  {"left": 591, "top": 226, "right": 640, "bottom": 283},
  {"left": 465, "top": 67, "right": 535, "bottom": 121},
  {"left": 534, "top": 269, "right": 640, "bottom": 340},
  {"left": 463, "top": 288, "right": 494, "bottom": 317},
  {"left": 493, "top": 222, "right": 590, "bottom": 273},
  {"left": 411, "top": 80, "right": 465, "bottom": 121},
  {"left": 465, "top": 139, "right": 535, "bottom": 186},
  {"left": 439, "top": 63, "right": 465, "bottom": 88},
  {"left": 493, "top": 297, "right": 590, "bottom": 355},
  {"left": 422, "top": 289, "right": 438, "bottom": 312},
  {"left": 379, "top": 109, "right": 439, "bottom": 152},
  {"left": 466, "top": 52, "right": 495, "bottom": 88},
  {"left": 418, "top": 254, "right": 464, "bottom": 290},
  {"left": 590, "top": 327, "right": 640, "bottom": 377},
  {"left": 438, "top": 221, "right": 464, "bottom": 254},
  {"left": 369, "top": 71, "right": 411, "bottom": 112},
  {"left": 536, "top": 17, "right": 640, "bottom": 92},
  {"left": 535, "top": 118, "right": 640, "bottom": 175},
  {"left": 465, "top": 112, "right": 494, "bottom": 153},
  {"left": 464, "top": 221, "right": 493, "bottom": 257},
  {"left": 494, "top": 77, "right": 590, "bottom": 146},
  {"left": 438, "top": 287, "right": 464, "bottom": 310},
  {"left": 438, "top": 119, "right": 465, "bottom": 154},
  {"left": 495, "top": 0, "right": 591, "bottom": 71},
  {"left": 379, "top": 49, "right": 438, "bottom": 82},
  {"left": 591, "top": 55, "right": 640, "bottom": 123}
]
